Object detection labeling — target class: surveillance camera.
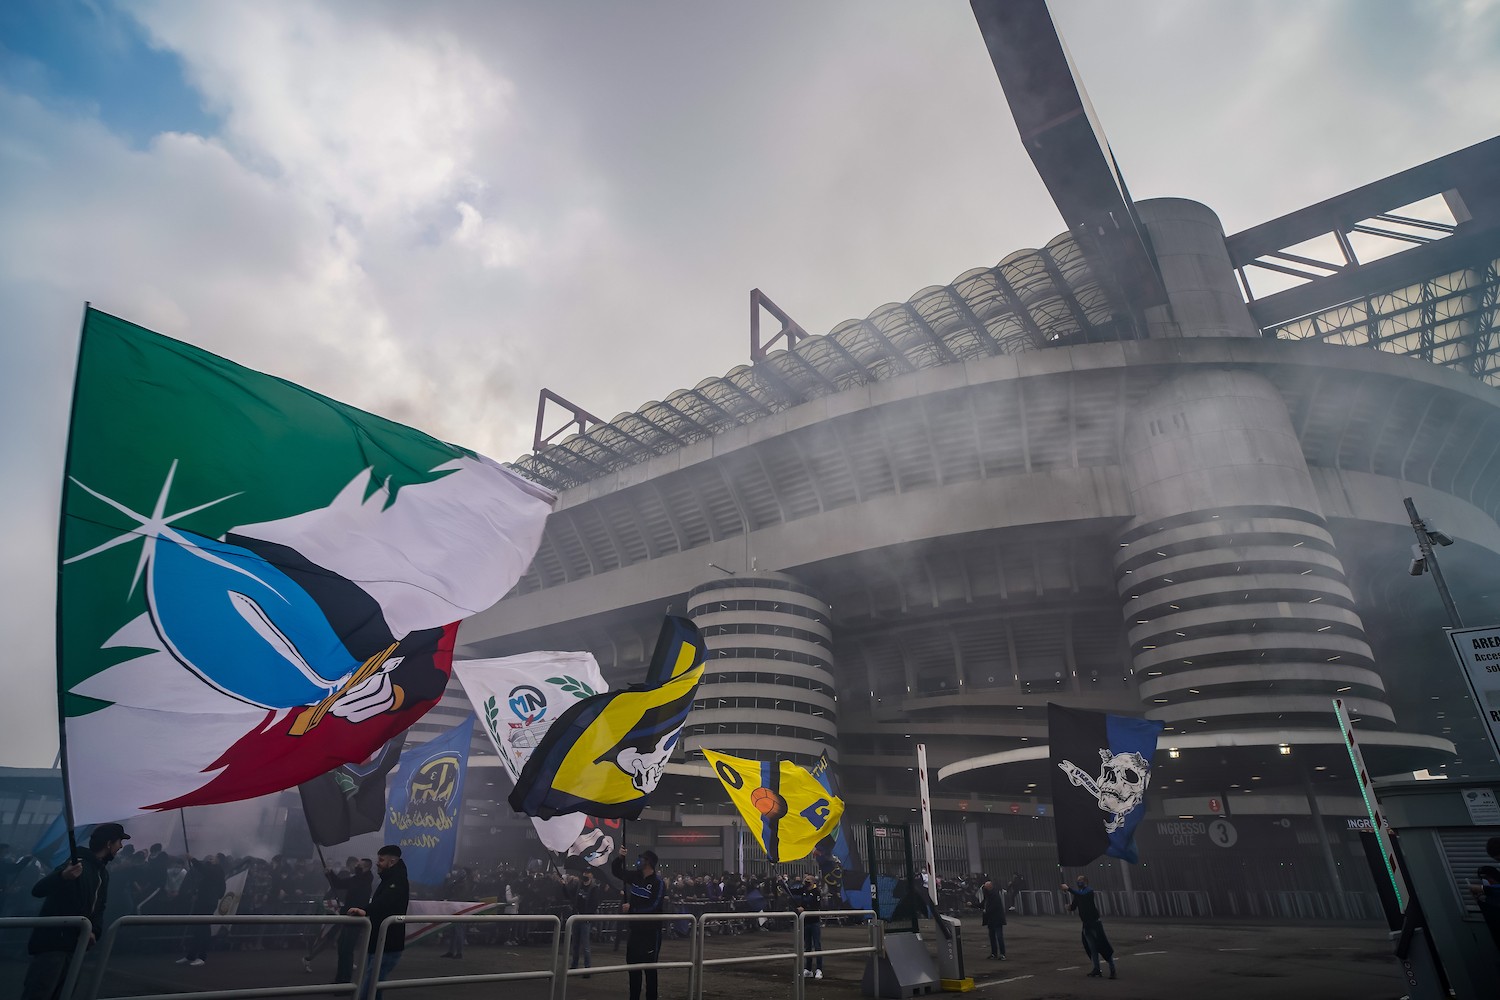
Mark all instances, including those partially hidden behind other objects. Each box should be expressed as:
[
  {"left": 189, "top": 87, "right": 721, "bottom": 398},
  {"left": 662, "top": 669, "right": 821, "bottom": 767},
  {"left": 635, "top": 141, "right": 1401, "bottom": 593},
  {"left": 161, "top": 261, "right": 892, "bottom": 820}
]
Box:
[
  {"left": 1429, "top": 528, "right": 1454, "bottom": 547},
  {"left": 1409, "top": 557, "right": 1427, "bottom": 577}
]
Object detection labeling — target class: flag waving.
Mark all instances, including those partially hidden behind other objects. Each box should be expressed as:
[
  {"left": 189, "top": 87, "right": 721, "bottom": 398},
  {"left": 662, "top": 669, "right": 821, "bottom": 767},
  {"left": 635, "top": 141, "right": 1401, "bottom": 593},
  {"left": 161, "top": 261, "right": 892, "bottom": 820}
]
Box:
[
  {"left": 1048, "top": 703, "right": 1164, "bottom": 866},
  {"left": 704, "top": 750, "right": 844, "bottom": 863},
  {"left": 298, "top": 738, "right": 404, "bottom": 847},
  {"left": 508, "top": 616, "right": 705, "bottom": 820},
  {"left": 456, "top": 651, "right": 618, "bottom": 866},
  {"left": 57, "top": 309, "right": 555, "bottom": 824}
]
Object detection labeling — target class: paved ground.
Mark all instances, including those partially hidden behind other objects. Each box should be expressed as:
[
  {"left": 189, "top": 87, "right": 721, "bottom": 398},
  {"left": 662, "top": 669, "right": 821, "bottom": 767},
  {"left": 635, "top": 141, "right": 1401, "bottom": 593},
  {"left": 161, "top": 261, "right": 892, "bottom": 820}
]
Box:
[{"left": 1, "top": 917, "right": 1409, "bottom": 999}]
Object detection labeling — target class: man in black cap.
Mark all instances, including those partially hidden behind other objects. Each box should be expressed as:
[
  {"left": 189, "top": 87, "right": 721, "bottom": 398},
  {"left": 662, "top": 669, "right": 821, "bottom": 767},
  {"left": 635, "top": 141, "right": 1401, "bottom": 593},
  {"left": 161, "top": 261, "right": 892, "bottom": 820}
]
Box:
[
  {"left": 23, "top": 822, "right": 128, "bottom": 1000},
  {"left": 612, "top": 845, "right": 666, "bottom": 1000}
]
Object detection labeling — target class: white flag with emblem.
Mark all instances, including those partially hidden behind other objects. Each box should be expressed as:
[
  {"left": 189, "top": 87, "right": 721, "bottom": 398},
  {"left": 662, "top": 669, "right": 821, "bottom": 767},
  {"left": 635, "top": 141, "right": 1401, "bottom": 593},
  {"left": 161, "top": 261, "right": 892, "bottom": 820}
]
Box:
[{"left": 455, "top": 652, "right": 611, "bottom": 856}]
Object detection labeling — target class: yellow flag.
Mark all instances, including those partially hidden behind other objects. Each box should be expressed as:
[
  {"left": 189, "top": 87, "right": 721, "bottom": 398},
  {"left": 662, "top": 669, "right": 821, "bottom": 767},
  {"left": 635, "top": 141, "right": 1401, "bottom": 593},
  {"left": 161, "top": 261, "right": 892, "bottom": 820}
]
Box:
[{"left": 702, "top": 749, "right": 845, "bottom": 863}]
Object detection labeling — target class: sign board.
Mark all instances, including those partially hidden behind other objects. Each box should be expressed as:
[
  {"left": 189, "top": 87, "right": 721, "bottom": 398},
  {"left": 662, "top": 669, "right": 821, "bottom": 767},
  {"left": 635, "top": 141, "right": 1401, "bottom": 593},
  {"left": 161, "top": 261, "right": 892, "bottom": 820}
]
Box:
[
  {"left": 1347, "top": 817, "right": 1375, "bottom": 832},
  {"left": 1208, "top": 819, "right": 1237, "bottom": 848},
  {"left": 1208, "top": 798, "right": 1221, "bottom": 814},
  {"left": 1461, "top": 788, "right": 1500, "bottom": 825},
  {"left": 1444, "top": 625, "right": 1500, "bottom": 762}
]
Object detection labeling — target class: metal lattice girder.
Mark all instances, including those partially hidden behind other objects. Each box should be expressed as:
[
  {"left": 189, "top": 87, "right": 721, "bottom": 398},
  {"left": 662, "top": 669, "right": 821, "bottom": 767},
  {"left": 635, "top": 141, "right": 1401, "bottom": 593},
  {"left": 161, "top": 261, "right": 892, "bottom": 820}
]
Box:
[{"left": 511, "top": 234, "right": 1112, "bottom": 491}]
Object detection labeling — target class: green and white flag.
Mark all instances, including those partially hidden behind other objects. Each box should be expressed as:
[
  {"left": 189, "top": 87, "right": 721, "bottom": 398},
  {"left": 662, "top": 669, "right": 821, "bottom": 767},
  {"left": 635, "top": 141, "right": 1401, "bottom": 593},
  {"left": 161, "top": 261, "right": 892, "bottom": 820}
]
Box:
[
  {"left": 58, "top": 308, "right": 555, "bottom": 824},
  {"left": 454, "top": 652, "right": 613, "bottom": 861}
]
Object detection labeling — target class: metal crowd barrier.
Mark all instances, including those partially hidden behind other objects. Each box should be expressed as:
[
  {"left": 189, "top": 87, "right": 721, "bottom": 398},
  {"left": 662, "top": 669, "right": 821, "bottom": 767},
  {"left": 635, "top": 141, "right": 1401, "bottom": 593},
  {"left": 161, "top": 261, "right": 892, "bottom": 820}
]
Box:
[
  {"left": 695, "top": 910, "right": 798, "bottom": 1000},
  {"left": 369, "top": 913, "right": 559, "bottom": 995},
  {"left": 87, "top": 914, "right": 371, "bottom": 1000},
  {"left": 793, "top": 910, "right": 878, "bottom": 1000},
  {"left": 0, "top": 916, "right": 93, "bottom": 1000},
  {"left": 1013, "top": 890, "right": 1057, "bottom": 916},
  {"left": 557, "top": 912, "right": 698, "bottom": 1000}
]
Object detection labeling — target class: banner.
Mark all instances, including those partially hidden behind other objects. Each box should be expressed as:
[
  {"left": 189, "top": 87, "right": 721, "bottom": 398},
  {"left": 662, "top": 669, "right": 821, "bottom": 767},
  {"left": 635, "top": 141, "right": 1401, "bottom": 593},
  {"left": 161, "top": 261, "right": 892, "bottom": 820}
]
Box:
[
  {"left": 1048, "top": 703, "right": 1163, "bottom": 866},
  {"left": 509, "top": 617, "right": 705, "bottom": 820},
  {"left": 213, "top": 870, "right": 249, "bottom": 936},
  {"left": 57, "top": 309, "right": 555, "bottom": 824},
  {"left": 404, "top": 899, "right": 501, "bottom": 945},
  {"left": 703, "top": 749, "right": 844, "bottom": 863},
  {"left": 384, "top": 717, "right": 475, "bottom": 885},
  {"left": 455, "top": 652, "right": 616, "bottom": 865},
  {"left": 810, "top": 751, "right": 868, "bottom": 907},
  {"left": 298, "top": 738, "right": 404, "bottom": 847}
]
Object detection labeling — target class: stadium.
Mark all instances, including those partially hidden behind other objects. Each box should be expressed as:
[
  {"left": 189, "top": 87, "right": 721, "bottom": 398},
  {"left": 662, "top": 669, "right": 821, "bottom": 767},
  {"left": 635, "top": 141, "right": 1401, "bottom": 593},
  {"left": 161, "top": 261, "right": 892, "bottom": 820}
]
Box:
[{"left": 392, "top": 9, "right": 1500, "bottom": 917}]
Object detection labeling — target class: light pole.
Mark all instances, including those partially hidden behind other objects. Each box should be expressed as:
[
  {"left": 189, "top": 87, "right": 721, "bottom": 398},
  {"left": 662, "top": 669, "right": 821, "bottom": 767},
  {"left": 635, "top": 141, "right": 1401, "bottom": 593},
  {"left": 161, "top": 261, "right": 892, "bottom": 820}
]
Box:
[{"left": 1404, "top": 497, "right": 1462, "bottom": 628}]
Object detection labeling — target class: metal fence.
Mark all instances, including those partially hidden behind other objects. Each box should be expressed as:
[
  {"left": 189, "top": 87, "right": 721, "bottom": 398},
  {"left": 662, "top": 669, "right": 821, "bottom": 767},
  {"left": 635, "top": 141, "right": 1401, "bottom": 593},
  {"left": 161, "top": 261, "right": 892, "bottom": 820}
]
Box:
[
  {"left": 0, "top": 916, "right": 93, "bottom": 1000},
  {"left": 555, "top": 913, "right": 698, "bottom": 1000},
  {"left": 793, "top": 910, "right": 879, "bottom": 1000},
  {"left": 368, "top": 913, "right": 560, "bottom": 995},
  {"left": 87, "top": 914, "right": 371, "bottom": 1000}
]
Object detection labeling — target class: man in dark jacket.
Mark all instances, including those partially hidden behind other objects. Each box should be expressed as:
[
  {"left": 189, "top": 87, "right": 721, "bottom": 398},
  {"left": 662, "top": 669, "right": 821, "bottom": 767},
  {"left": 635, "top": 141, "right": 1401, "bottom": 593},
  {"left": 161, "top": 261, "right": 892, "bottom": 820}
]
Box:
[
  {"left": 791, "top": 873, "right": 824, "bottom": 980},
  {"left": 304, "top": 858, "right": 373, "bottom": 977},
  {"left": 1062, "top": 875, "right": 1115, "bottom": 979},
  {"left": 350, "top": 846, "right": 408, "bottom": 1000},
  {"left": 569, "top": 869, "right": 603, "bottom": 973},
  {"left": 611, "top": 846, "right": 666, "bottom": 1000},
  {"left": 174, "top": 854, "right": 227, "bottom": 967},
  {"left": 23, "top": 822, "right": 129, "bottom": 1000},
  {"left": 970, "top": 879, "right": 1007, "bottom": 960}
]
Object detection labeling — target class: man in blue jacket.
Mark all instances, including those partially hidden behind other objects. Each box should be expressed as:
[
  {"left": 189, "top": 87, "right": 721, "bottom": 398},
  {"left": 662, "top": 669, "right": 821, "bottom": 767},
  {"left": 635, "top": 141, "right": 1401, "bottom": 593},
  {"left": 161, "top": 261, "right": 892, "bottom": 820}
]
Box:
[
  {"left": 1061, "top": 875, "right": 1115, "bottom": 979},
  {"left": 612, "top": 845, "right": 666, "bottom": 1000},
  {"left": 23, "top": 822, "right": 128, "bottom": 1000}
]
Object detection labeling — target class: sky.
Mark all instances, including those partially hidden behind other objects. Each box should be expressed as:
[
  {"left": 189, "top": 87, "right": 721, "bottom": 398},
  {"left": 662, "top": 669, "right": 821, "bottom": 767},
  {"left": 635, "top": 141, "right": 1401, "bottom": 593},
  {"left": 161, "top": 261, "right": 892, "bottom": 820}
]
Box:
[{"left": 2, "top": 0, "right": 1499, "bottom": 769}]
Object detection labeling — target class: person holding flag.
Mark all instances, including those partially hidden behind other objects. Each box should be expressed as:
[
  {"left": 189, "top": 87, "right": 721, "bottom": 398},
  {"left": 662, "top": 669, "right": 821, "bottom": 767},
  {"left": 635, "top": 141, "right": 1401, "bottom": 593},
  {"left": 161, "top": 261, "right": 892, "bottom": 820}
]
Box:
[
  {"left": 349, "top": 846, "right": 409, "bottom": 1000},
  {"left": 611, "top": 845, "right": 666, "bottom": 1000},
  {"left": 23, "top": 823, "right": 129, "bottom": 1000},
  {"left": 1061, "top": 874, "right": 1115, "bottom": 979}
]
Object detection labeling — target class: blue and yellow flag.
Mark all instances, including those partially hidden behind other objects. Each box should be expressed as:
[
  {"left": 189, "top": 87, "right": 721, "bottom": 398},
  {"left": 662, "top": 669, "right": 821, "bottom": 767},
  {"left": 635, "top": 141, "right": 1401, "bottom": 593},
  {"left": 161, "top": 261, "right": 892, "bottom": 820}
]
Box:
[
  {"left": 703, "top": 749, "right": 845, "bottom": 863},
  {"left": 508, "top": 616, "right": 705, "bottom": 820}
]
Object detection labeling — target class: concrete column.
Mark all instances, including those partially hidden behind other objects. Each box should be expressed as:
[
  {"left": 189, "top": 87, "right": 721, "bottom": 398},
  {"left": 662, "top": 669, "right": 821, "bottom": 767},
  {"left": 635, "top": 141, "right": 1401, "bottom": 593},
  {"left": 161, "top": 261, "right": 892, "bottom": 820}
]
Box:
[
  {"left": 1302, "top": 767, "right": 1350, "bottom": 921},
  {"left": 1115, "top": 370, "right": 1391, "bottom": 735},
  {"left": 1136, "top": 198, "right": 1259, "bottom": 339}
]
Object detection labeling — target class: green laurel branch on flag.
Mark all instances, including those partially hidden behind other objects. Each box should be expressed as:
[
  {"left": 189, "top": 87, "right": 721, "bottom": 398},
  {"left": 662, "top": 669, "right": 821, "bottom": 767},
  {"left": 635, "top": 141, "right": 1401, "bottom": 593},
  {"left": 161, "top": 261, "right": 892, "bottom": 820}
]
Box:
[{"left": 548, "top": 675, "right": 596, "bottom": 698}]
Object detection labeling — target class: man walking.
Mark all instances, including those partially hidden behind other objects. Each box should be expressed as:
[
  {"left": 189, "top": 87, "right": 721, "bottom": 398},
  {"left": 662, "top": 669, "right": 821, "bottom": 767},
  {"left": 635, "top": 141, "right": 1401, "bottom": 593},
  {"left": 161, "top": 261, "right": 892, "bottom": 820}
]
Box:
[
  {"left": 349, "top": 846, "right": 409, "bottom": 1000},
  {"left": 569, "top": 868, "right": 603, "bottom": 974},
  {"left": 611, "top": 845, "right": 666, "bottom": 1000},
  {"left": 1061, "top": 875, "right": 1115, "bottom": 979},
  {"left": 970, "top": 878, "right": 1007, "bottom": 960},
  {"left": 23, "top": 822, "right": 128, "bottom": 1000},
  {"left": 791, "top": 873, "right": 824, "bottom": 980}
]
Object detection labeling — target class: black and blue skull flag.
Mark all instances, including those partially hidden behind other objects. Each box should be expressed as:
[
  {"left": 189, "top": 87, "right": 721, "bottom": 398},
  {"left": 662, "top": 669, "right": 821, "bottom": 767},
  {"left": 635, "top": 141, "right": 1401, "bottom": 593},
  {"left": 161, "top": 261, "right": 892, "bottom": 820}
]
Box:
[{"left": 1048, "top": 703, "right": 1164, "bottom": 866}]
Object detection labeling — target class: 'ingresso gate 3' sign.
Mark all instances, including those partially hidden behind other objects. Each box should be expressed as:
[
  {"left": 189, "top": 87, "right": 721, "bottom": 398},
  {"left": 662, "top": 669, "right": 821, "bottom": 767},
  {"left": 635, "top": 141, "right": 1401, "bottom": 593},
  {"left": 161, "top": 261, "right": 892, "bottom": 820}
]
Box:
[{"left": 1444, "top": 625, "right": 1500, "bottom": 762}]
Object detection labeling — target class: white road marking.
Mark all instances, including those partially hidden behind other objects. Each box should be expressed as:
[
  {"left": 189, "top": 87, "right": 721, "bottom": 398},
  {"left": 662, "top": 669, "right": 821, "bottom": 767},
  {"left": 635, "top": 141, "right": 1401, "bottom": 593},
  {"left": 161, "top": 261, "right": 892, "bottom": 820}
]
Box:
[
  {"left": 975, "top": 974, "right": 1035, "bottom": 989},
  {"left": 1132, "top": 950, "right": 1168, "bottom": 956},
  {"left": 1057, "top": 965, "right": 1082, "bottom": 971},
  {"left": 1217, "top": 947, "right": 1257, "bottom": 952}
]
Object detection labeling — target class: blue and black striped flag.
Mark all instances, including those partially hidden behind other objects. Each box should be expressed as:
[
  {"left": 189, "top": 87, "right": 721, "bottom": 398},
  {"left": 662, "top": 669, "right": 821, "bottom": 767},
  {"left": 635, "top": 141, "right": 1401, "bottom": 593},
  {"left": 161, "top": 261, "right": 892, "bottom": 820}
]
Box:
[{"left": 1048, "top": 703, "right": 1164, "bottom": 866}]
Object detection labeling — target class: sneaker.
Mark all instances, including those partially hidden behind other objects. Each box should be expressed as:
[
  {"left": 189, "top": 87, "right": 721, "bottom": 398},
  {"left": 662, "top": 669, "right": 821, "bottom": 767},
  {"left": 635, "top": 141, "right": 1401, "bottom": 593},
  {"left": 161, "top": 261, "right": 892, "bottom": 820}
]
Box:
[
  {"left": 1109, "top": 969, "right": 1117, "bottom": 980},
  {"left": 1086, "top": 969, "right": 1101, "bottom": 978},
  {"left": 803, "top": 969, "right": 812, "bottom": 978},
  {"left": 987, "top": 954, "right": 998, "bottom": 960},
  {"left": 189, "top": 959, "right": 205, "bottom": 967},
  {"left": 175, "top": 958, "right": 190, "bottom": 965},
  {"left": 999, "top": 955, "right": 1007, "bottom": 961},
  {"left": 815, "top": 969, "right": 823, "bottom": 980}
]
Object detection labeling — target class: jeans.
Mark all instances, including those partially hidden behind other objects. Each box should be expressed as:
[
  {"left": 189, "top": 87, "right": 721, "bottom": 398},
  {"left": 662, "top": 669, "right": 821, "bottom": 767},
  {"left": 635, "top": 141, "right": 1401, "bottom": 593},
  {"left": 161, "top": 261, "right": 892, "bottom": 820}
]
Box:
[
  {"left": 987, "top": 923, "right": 1005, "bottom": 957},
  {"left": 184, "top": 923, "right": 212, "bottom": 961},
  {"left": 358, "top": 951, "right": 402, "bottom": 1000},
  {"left": 803, "top": 923, "right": 823, "bottom": 971},
  {"left": 570, "top": 922, "right": 592, "bottom": 969},
  {"left": 1081, "top": 921, "right": 1114, "bottom": 971}
]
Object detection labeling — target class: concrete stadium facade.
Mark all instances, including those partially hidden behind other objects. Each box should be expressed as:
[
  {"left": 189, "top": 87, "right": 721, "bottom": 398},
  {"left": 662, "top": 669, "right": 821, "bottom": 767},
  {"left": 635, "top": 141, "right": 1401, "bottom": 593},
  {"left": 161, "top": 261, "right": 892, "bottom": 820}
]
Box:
[{"left": 404, "top": 186, "right": 1500, "bottom": 897}]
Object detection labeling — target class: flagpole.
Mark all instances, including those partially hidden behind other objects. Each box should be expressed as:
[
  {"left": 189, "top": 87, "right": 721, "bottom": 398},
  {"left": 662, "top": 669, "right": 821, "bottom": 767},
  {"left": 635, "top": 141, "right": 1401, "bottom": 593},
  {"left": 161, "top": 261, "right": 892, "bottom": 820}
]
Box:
[
  {"left": 53, "top": 302, "right": 93, "bottom": 863},
  {"left": 179, "top": 808, "right": 191, "bottom": 856}
]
